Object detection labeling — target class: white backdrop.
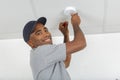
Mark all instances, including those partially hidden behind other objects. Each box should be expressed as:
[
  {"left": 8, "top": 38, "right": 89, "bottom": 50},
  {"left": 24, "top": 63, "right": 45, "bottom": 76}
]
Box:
[{"left": 0, "top": 33, "right": 120, "bottom": 80}]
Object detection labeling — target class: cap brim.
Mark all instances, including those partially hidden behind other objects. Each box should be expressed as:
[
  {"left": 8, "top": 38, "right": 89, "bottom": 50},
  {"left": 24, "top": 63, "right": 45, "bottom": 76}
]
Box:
[
  {"left": 31, "top": 17, "right": 47, "bottom": 34},
  {"left": 36, "top": 17, "right": 47, "bottom": 25}
]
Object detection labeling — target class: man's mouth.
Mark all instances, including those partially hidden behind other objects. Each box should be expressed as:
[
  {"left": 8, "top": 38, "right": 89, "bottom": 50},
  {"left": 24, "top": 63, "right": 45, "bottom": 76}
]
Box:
[{"left": 44, "top": 38, "right": 51, "bottom": 42}]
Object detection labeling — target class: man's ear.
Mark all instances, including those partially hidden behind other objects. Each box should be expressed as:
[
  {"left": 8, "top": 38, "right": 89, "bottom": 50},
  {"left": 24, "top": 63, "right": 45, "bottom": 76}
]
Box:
[{"left": 27, "top": 40, "right": 34, "bottom": 48}]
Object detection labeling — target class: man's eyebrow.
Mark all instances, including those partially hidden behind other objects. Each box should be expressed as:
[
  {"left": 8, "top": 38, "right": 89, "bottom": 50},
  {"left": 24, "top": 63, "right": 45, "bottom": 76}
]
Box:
[
  {"left": 35, "top": 30, "right": 41, "bottom": 34},
  {"left": 44, "top": 27, "right": 48, "bottom": 29}
]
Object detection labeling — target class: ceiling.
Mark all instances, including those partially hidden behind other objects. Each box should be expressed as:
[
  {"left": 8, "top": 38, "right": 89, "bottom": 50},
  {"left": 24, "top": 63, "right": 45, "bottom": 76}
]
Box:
[{"left": 0, "top": 0, "right": 120, "bottom": 39}]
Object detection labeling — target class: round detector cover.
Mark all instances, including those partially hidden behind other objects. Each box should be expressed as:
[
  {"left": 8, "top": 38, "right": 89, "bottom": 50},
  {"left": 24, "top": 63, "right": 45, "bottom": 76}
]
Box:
[{"left": 64, "top": 6, "right": 77, "bottom": 16}]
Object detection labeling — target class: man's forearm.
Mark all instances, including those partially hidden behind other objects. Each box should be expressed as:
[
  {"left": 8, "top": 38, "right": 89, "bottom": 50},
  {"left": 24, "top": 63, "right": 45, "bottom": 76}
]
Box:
[
  {"left": 73, "top": 24, "right": 85, "bottom": 41},
  {"left": 64, "top": 33, "right": 71, "bottom": 68},
  {"left": 72, "top": 24, "right": 86, "bottom": 50}
]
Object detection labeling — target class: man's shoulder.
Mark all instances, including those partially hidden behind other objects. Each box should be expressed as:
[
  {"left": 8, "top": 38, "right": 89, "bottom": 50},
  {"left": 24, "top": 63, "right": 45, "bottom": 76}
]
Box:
[
  {"left": 31, "top": 43, "right": 66, "bottom": 54},
  {"left": 37, "top": 43, "right": 65, "bottom": 49}
]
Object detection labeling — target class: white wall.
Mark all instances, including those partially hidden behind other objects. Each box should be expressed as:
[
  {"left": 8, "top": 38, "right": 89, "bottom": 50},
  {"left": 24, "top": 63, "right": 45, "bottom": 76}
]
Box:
[{"left": 0, "top": 33, "right": 120, "bottom": 80}]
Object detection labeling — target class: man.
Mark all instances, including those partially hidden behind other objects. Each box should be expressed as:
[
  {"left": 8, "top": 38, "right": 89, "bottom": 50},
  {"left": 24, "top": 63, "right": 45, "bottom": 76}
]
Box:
[{"left": 23, "top": 13, "right": 86, "bottom": 80}]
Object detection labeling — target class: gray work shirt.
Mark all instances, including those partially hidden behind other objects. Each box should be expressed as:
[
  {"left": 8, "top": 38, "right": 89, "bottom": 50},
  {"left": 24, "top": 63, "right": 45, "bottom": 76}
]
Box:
[{"left": 30, "top": 43, "right": 71, "bottom": 80}]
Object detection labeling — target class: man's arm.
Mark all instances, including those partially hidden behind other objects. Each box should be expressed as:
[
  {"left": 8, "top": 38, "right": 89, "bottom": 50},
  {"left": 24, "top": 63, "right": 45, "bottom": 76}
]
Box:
[
  {"left": 66, "top": 13, "right": 86, "bottom": 55},
  {"left": 59, "top": 21, "right": 71, "bottom": 68}
]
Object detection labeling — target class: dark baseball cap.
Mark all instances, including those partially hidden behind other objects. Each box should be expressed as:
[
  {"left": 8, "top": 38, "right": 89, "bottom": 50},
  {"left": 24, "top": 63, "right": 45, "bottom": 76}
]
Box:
[{"left": 23, "top": 17, "right": 47, "bottom": 42}]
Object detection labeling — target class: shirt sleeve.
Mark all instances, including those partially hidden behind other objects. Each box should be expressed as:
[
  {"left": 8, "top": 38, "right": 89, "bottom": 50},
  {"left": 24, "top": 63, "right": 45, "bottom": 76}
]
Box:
[{"left": 40, "top": 43, "right": 66, "bottom": 66}]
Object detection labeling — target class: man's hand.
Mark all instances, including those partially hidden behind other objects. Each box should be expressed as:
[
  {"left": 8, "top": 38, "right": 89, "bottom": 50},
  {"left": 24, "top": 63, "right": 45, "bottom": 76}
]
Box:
[
  {"left": 71, "top": 13, "right": 81, "bottom": 26},
  {"left": 59, "top": 21, "right": 69, "bottom": 36}
]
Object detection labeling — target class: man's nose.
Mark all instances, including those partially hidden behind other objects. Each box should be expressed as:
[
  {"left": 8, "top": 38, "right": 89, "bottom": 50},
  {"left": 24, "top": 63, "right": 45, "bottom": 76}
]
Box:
[{"left": 43, "top": 32, "right": 50, "bottom": 37}]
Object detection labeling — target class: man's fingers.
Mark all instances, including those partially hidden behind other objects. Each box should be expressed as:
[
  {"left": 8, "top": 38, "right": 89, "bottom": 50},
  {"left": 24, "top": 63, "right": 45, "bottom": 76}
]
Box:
[{"left": 71, "top": 13, "right": 78, "bottom": 16}]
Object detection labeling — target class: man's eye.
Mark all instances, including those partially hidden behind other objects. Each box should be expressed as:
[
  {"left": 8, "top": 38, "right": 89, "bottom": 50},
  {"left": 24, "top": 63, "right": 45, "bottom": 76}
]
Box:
[
  {"left": 36, "top": 32, "right": 42, "bottom": 35},
  {"left": 45, "top": 29, "right": 48, "bottom": 32}
]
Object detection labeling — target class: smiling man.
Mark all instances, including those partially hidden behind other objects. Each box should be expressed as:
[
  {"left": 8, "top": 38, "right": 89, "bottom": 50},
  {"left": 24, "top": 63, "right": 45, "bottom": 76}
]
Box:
[{"left": 23, "top": 14, "right": 86, "bottom": 80}]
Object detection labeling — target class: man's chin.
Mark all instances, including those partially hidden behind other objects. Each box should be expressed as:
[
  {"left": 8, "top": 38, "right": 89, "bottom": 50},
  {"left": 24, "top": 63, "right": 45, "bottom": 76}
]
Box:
[{"left": 45, "top": 41, "right": 53, "bottom": 45}]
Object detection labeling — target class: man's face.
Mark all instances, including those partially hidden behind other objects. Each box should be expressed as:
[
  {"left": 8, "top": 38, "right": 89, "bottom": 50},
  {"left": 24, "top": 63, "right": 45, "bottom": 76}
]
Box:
[{"left": 28, "top": 23, "right": 52, "bottom": 48}]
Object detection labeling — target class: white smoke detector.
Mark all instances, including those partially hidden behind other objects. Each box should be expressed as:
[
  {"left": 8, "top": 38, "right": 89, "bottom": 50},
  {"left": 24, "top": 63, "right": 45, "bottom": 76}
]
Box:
[{"left": 64, "top": 6, "right": 77, "bottom": 16}]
